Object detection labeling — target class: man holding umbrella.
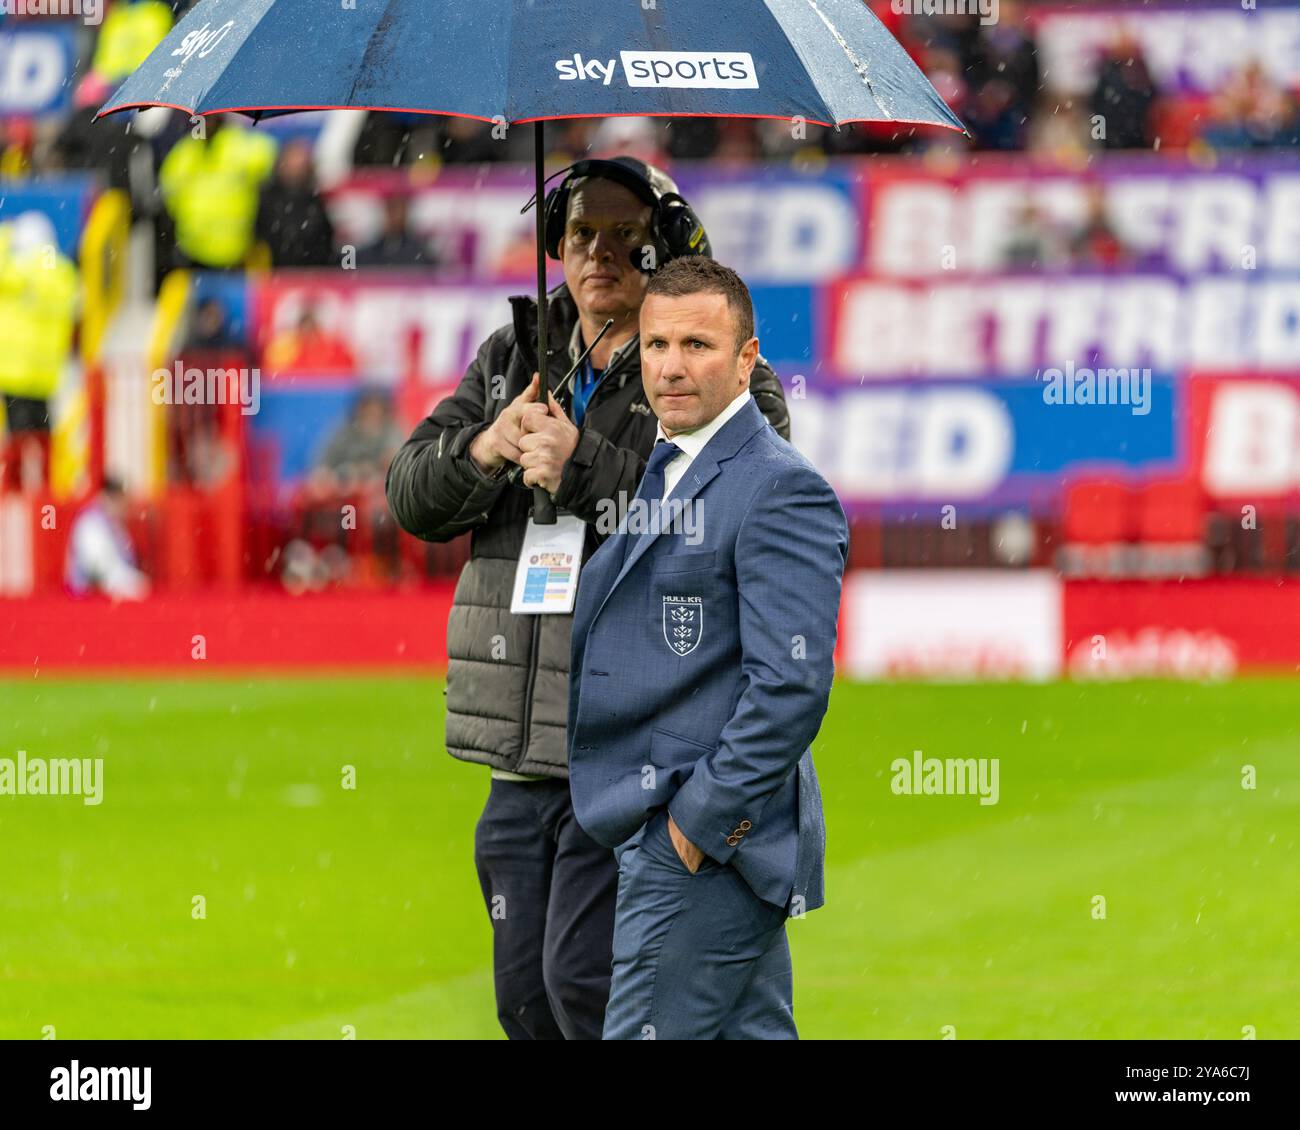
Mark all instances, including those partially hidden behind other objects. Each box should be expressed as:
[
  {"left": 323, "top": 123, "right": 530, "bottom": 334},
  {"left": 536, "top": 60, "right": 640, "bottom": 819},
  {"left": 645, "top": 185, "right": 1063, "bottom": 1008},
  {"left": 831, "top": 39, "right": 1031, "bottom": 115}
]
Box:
[{"left": 385, "top": 156, "right": 790, "bottom": 1040}]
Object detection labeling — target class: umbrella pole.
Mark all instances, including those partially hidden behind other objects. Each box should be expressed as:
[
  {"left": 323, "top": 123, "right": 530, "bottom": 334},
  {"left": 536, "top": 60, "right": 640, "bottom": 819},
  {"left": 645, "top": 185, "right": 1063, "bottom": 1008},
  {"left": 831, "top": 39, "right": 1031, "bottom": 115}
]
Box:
[{"left": 531, "top": 120, "right": 557, "bottom": 524}]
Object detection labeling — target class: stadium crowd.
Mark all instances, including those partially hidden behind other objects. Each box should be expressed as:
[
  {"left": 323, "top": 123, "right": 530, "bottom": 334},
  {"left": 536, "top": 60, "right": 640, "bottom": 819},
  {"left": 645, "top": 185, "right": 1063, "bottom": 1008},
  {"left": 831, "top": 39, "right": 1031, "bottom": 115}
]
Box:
[
  {"left": 1, "top": 0, "right": 1297, "bottom": 594},
  {"left": 1, "top": 0, "right": 1297, "bottom": 292}
]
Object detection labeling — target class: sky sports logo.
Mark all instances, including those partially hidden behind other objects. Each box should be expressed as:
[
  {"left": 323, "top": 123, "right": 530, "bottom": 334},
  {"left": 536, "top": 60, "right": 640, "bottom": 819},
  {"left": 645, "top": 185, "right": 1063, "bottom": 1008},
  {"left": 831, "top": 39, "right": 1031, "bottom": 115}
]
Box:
[{"left": 555, "top": 51, "right": 759, "bottom": 89}]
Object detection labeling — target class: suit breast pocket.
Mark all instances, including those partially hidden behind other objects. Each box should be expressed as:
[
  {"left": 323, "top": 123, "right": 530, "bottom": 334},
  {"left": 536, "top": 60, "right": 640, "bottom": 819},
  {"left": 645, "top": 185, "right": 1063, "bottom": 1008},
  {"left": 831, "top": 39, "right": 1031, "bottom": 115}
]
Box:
[{"left": 649, "top": 551, "right": 729, "bottom": 659}]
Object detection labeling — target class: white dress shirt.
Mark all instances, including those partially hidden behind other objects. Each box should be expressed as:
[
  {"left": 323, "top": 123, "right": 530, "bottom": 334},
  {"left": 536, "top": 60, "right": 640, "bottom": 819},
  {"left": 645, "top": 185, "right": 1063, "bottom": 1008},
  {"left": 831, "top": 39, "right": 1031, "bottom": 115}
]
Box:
[{"left": 654, "top": 389, "right": 752, "bottom": 501}]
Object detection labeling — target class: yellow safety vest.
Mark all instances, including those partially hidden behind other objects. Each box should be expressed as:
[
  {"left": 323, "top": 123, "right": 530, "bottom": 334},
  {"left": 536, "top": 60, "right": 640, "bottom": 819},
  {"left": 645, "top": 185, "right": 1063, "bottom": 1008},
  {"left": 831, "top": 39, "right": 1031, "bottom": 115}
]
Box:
[
  {"left": 0, "top": 231, "right": 79, "bottom": 401},
  {"left": 159, "top": 129, "right": 279, "bottom": 268},
  {"left": 92, "top": 1, "right": 174, "bottom": 83}
]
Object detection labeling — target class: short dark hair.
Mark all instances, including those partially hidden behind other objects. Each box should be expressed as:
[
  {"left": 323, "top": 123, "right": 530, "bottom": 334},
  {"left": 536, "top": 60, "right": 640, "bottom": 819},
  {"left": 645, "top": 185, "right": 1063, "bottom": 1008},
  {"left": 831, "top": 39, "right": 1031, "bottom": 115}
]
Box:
[{"left": 644, "top": 256, "right": 755, "bottom": 354}]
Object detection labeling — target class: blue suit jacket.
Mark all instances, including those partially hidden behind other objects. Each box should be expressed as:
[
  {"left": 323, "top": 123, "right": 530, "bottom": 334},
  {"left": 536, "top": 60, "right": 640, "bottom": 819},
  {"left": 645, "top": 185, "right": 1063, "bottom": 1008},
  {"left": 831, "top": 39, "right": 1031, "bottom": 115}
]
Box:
[{"left": 567, "top": 397, "right": 849, "bottom": 914}]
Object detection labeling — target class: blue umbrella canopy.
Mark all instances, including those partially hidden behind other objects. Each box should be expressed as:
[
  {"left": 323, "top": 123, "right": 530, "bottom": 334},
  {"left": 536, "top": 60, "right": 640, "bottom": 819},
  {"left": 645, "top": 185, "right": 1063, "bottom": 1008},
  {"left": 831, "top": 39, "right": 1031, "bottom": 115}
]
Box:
[{"left": 95, "top": 0, "right": 964, "bottom": 132}]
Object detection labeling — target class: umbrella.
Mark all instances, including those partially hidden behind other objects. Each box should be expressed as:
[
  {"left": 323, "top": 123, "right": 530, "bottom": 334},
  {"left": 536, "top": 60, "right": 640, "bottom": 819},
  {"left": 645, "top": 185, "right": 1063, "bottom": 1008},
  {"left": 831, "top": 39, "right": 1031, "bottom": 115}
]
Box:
[{"left": 97, "top": 0, "right": 965, "bottom": 521}]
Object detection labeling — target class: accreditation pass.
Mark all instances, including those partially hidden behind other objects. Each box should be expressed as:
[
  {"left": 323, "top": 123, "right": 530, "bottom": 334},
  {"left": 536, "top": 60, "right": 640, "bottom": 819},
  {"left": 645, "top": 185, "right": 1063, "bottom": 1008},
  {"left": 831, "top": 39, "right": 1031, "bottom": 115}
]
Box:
[{"left": 509, "top": 513, "right": 585, "bottom": 614}]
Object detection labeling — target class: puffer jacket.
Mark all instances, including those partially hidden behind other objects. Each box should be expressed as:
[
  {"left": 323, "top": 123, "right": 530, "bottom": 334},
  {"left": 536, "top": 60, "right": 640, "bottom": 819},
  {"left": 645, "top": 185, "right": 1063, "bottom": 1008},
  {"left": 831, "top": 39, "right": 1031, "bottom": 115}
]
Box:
[{"left": 386, "top": 280, "right": 790, "bottom": 778}]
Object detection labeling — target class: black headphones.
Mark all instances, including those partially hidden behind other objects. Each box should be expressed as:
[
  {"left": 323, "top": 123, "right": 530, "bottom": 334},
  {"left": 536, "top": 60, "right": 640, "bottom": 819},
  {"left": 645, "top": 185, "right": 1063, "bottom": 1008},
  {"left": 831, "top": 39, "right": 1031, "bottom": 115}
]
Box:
[{"left": 531, "top": 156, "right": 712, "bottom": 273}]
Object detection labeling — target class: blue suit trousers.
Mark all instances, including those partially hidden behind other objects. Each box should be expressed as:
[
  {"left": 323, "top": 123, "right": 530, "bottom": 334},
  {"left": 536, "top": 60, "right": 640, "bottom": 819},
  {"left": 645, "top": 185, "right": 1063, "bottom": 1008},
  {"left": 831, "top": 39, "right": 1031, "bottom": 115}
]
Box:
[{"left": 602, "top": 808, "right": 798, "bottom": 1040}]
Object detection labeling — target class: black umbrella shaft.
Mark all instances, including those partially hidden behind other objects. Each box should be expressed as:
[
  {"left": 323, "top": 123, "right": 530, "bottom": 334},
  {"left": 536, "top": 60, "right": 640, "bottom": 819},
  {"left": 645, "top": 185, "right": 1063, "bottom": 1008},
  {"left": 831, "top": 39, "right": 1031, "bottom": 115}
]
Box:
[{"left": 532, "top": 120, "right": 557, "bottom": 525}]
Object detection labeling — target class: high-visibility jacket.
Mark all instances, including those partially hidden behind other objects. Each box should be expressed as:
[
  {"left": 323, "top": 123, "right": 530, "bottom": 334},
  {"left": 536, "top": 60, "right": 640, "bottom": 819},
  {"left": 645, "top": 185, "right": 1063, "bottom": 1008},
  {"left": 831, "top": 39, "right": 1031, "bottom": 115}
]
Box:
[
  {"left": 0, "top": 228, "right": 79, "bottom": 401},
  {"left": 159, "top": 129, "right": 279, "bottom": 268},
  {"left": 92, "top": 0, "right": 174, "bottom": 83}
]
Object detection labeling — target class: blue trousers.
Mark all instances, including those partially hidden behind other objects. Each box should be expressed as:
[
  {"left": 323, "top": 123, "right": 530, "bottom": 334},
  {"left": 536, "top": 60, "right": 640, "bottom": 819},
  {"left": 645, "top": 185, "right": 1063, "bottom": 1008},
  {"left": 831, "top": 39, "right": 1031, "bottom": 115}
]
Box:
[{"left": 603, "top": 806, "right": 797, "bottom": 1040}]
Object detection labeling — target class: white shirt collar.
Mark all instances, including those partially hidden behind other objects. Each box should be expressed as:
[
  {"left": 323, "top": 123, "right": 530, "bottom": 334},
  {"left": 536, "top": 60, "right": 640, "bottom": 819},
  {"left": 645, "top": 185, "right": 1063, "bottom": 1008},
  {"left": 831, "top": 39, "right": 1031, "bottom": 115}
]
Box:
[{"left": 654, "top": 388, "right": 752, "bottom": 460}]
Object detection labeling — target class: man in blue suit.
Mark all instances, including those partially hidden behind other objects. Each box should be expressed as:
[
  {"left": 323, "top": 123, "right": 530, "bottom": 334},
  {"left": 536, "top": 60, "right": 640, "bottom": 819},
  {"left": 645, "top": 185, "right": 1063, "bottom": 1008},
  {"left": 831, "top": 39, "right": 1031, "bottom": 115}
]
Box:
[{"left": 568, "top": 256, "right": 849, "bottom": 1039}]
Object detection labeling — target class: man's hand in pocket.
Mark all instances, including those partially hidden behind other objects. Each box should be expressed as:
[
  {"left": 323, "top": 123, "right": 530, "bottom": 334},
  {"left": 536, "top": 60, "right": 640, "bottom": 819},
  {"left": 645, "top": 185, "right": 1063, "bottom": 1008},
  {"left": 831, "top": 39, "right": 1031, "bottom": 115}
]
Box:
[{"left": 668, "top": 813, "right": 705, "bottom": 873}]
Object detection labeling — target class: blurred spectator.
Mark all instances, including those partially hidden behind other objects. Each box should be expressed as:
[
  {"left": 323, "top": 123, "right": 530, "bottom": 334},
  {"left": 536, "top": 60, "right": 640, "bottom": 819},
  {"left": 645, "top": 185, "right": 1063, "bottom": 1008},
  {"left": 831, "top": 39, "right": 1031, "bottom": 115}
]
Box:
[
  {"left": 184, "top": 297, "right": 242, "bottom": 353},
  {"left": 439, "top": 117, "right": 508, "bottom": 164},
  {"left": 590, "top": 117, "right": 668, "bottom": 167},
  {"left": 755, "top": 116, "right": 824, "bottom": 166},
  {"left": 543, "top": 120, "right": 601, "bottom": 165},
  {"left": 665, "top": 118, "right": 719, "bottom": 161},
  {"left": 1026, "top": 90, "right": 1091, "bottom": 163},
  {"left": 712, "top": 120, "right": 762, "bottom": 163},
  {"left": 964, "top": 3, "right": 1040, "bottom": 151},
  {"left": 916, "top": 45, "right": 969, "bottom": 133},
  {"left": 66, "top": 477, "right": 149, "bottom": 600},
  {"left": 264, "top": 305, "right": 356, "bottom": 374},
  {"left": 295, "top": 388, "right": 403, "bottom": 584},
  {"left": 53, "top": 72, "right": 136, "bottom": 189},
  {"left": 355, "top": 195, "right": 432, "bottom": 268},
  {"left": 1001, "top": 202, "right": 1068, "bottom": 270},
  {"left": 256, "top": 139, "right": 336, "bottom": 267},
  {"left": 310, "top": 387, "right": 403, "bottom": 492},
  {"left": 1200, "top": 61, "right": 1300, "bottom": 150},
  {"left": 1088, "top": 30, "right": 1157, "bottom": 150},
  {"left": 92, "top": 0, "right": 173, "bottom": 84},
  {"left": 0, "top": 213, "right": 78, "bottom": 492},
  {"left": 159, "top": 116, "right": 278, "bottom": 270},
  {"left": 353, "top": 111, "right": 426, "bottom": 166},
  {"left": 0, "top": 118, "right": 35, "bottom": 179},
  {"left": 909, "top": 8, "right": 980, "bottom": 63},
  {"left": 1070, "top": 184, "right": 1131, "bottom": 269}
]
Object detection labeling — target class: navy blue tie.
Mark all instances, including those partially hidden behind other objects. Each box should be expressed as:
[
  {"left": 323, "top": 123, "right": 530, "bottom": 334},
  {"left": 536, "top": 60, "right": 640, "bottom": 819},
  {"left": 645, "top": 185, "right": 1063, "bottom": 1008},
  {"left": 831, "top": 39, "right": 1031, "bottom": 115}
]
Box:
[{"left": 622, "top": 440, "right": 681, "bottom": 563}]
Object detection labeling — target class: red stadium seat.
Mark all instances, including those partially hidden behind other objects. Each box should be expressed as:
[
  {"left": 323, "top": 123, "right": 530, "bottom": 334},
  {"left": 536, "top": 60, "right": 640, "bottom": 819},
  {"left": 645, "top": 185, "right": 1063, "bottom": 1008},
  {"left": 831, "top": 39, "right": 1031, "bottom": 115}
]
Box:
[
  {"left": 1136, "top": 480, "right": 1204, "bottom": 544},
  {"left": 1134, "top": 480, "right": 1210, "bottom": 577},
  {"left": 1063, "top": 479, "right": 1132, "bottom": 546},
  {"left": 1060, "top": 479, "right": 1136, "bottom": 577}
]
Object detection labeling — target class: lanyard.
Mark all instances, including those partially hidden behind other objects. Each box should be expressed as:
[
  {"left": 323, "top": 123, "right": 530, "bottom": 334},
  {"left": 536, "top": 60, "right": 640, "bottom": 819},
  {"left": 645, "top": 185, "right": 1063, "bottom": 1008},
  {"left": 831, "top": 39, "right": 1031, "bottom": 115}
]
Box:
[{"left": 571, "top": 356, "right": 603, "bottom": 426}]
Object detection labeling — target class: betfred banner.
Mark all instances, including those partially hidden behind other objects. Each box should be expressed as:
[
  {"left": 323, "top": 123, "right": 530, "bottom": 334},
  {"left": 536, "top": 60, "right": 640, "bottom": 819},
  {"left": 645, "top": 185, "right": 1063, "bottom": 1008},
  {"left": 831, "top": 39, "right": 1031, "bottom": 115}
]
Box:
[
  {"left": 842, "top": 571, "right": 1063, "bottom": 681},
  {"left": 0, "top": 23, "right": 74, "bottom": 118},
  {"left": 1064, "top": 579, "right": 1300, "bottom": 678},
  {"left": 1189, "top": 373, "right": 1300, "bottom": 500},
  {"left": 789, "top": 378, "right": 1178, "bottom": 509},
  {"left": 251, "top": 273, "right": 518, "bottom": 387},
  {"left": 325, "top": 155, "right": 1300, "bottom": 287},
  {"left": 324, "top": 164, "right": 863, "bottom": 284},
  {"left": 862, "top": 157, "right": 1300, "bottom": 279},
  {"left": 829, "top": 274, "right": 1300, "bottom": 380},
  {"left": 1031, "top": 3, "right": 1300, "bottom": 96},
  {"left": 250, "top": 274, "right": 816, "bottom": 387}
]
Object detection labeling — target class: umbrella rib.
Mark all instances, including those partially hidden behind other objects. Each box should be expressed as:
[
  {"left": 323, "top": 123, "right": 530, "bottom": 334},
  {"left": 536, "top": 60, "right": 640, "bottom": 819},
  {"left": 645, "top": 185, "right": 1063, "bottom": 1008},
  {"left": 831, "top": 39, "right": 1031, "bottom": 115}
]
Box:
[{"left": 801, "top": 0, "right": 892, "bottom": 120}]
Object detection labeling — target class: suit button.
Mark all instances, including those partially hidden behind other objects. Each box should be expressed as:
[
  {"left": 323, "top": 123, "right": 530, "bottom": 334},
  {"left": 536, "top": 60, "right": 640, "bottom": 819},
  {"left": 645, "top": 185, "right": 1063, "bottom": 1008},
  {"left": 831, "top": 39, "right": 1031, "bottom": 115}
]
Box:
[
  {"left": 739, "top": 820, "right": 752, "bottom": 831},
  {"left": 726, "top": 835, "right": 740, "bottom": 846}
]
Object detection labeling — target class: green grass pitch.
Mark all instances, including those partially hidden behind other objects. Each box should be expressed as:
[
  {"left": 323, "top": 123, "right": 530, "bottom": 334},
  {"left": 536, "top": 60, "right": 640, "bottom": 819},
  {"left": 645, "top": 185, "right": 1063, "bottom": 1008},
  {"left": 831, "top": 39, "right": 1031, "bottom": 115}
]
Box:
[{"left": 0, "top": 675, "right": 1295, "bottom": 1039}]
